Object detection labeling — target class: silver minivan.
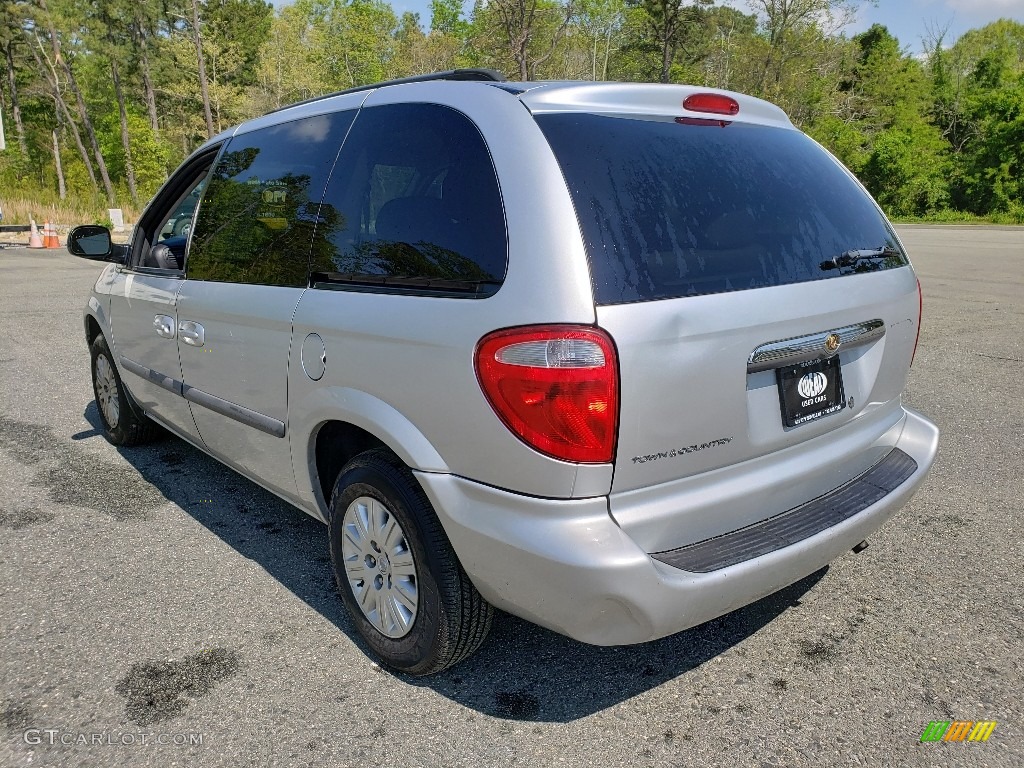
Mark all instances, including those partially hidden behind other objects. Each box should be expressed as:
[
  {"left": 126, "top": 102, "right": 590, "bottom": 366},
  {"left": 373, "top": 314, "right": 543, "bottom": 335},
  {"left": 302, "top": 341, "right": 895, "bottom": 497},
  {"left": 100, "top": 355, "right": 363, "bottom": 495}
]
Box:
[{"left": 70, "top": 70, "right": 938, "bottom": 674}]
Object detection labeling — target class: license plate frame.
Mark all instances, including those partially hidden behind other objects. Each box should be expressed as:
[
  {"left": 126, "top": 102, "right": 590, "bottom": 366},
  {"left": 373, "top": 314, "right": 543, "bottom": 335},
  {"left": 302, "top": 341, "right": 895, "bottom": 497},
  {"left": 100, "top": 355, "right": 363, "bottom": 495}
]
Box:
[{"left": 776, "top": 356, "right": 846, "bottom": 428}]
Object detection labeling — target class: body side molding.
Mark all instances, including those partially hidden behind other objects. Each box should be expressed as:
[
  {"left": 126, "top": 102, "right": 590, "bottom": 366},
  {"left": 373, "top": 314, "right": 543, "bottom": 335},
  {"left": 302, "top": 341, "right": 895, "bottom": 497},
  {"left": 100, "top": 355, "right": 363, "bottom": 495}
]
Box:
[{"left": 119, "top": 355, "right": 285, "bottom": 438}]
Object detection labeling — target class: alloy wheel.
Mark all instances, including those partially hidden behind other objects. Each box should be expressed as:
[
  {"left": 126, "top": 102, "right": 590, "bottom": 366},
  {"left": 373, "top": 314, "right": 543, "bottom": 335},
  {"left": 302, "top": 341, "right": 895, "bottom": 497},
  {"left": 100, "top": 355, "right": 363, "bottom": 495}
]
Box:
[
  {"left": 341, "top": 495, "right": 418, "bottom": 638},
  {"left": 94, "top": 353, "right": 120, "bottom": 429}
]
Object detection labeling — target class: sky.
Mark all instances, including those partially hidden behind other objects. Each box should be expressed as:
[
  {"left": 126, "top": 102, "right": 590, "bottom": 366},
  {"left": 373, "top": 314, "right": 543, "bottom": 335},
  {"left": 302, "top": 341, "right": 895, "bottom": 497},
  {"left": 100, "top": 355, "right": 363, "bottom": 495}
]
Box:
[
  {"left": 848, "top": 0, "right": 1024, "bottom": 53},
  {"left": 380, "top": 0, "right": 1024, "bottom": 55}
]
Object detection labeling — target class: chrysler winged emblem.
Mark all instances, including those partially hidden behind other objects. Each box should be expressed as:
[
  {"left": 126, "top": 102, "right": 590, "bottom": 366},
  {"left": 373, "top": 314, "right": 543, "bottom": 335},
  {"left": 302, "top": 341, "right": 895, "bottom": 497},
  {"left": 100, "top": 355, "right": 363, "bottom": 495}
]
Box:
[{"left": 824, "top": 333, "right": 841, "bottom": 356}]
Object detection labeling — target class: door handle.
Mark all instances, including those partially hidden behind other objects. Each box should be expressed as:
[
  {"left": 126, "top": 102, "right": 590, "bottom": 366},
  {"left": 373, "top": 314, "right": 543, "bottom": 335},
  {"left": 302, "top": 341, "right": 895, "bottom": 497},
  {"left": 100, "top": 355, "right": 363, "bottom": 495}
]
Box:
[
  {"left": 153, "top": 314, "right": 176, "bottom": 339},
  {"left": 178, "top": 320, "right": 205, "bottom": 347}
]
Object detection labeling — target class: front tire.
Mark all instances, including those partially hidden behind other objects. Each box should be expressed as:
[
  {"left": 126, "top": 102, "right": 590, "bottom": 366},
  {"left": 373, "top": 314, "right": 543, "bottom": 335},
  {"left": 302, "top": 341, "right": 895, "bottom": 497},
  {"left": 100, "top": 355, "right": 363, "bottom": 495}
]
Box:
[
  {"left": 328, "top": 449, "right": 492, "bottom": 675},
  {"left": 90, "top": 335, "right": 161, "bottom": 446}
]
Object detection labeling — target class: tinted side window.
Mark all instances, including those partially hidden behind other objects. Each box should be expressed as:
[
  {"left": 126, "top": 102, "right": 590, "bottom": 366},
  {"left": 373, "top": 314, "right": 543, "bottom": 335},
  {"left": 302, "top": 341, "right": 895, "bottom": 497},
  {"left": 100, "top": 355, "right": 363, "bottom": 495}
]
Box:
[
  {"left": 313, "top": 103, "right": 507, "bottom": 296},
  {"left": 537, "top": 114, "right": 908, "bottom": 304},
  {"left": 188, "top": 111, "right": 355, "bottom": 286},
  {"left": 129, "top": 148, "right": 218, "bottom": 272}
]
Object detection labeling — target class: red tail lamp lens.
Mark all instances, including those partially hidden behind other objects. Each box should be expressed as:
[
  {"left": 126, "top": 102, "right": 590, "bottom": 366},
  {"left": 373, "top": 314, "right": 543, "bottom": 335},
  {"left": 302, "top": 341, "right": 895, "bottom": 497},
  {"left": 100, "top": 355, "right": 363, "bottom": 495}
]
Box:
[
  {"left": 683, "top": 93, "right": 740, "bottom": 116},
  {"left": 475, "top": 325, "right": 619, "bottom": 464}
]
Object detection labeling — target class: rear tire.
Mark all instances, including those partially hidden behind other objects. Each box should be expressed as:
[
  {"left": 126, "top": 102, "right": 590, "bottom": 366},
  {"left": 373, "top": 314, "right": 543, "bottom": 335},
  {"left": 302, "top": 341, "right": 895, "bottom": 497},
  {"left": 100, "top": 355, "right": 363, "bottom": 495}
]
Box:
[
  {"left": 90, "top": 335, "right": 162, "bottom": 446},
  {"left": 328, "top": 449, "right": 492, "bottom": 675}
]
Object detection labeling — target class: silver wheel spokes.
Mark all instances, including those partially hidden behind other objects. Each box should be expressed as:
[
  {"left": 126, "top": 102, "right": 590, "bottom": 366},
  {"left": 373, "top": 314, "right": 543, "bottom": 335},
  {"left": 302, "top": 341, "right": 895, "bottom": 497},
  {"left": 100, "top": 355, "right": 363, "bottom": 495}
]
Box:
[
  {"left": 94, "top": 354, "right": 120, "bottom": 429},
  {"left": 341, "top": 496, "right": 418, "bottom": 638}
]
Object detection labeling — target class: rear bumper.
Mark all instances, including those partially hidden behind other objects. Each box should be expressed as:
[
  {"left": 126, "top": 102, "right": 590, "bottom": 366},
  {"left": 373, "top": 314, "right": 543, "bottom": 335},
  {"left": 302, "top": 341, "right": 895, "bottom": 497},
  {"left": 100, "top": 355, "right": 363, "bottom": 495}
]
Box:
[{"left": 416, "top": 407, "right": 938, "bottom": 645}]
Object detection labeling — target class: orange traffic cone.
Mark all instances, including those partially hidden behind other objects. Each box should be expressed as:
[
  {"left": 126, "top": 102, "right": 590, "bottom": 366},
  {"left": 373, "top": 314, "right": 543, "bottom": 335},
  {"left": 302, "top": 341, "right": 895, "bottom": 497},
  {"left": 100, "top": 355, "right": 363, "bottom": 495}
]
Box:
[
  {"left": 28, "top": 219, "right": 44, "bottom": 248},
  {"left": 43, "top": 221, "right": 61, "bottom": 249}
]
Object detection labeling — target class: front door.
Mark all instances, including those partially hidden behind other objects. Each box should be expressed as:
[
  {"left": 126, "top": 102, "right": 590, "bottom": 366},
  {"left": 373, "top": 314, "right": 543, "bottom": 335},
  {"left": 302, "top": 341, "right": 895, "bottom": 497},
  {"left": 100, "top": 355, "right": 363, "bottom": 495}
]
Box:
[
  {"left": 107, "top": 271, "right": 197, "bottom": 442},
  {"left": 107, "top": 150, "right": 219, "bottom": 444}
]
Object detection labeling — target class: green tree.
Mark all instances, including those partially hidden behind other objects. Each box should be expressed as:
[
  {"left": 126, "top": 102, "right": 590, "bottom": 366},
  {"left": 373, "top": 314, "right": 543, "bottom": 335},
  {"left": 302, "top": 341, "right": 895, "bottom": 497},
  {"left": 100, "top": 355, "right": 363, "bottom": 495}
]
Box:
[
  {"left": 860, "top": 120, "right": 951, "bottom": 216},
  {"left": 934, "top": 20, "right": 1024, "bottom": 217},
  {"left": 636, "top": 0, "right": 710, "bottom": 83},
  {"left": 311, "top": 0, "right": 399, "bottom": 86},
  {"left": 958, "top": 72, "right": 1024, "bottom": 216},
  {"left": 699, "top": 4, "right": 757, "bottom": 89},
  {"left": 572, "top": 0, "right": 626, "bottom": 80},
  {"left": 476, "top": 0, "right": 575, "bottom": 80},
  {"left": 430, "top": 0, "right": 468, "bottom": 38}
]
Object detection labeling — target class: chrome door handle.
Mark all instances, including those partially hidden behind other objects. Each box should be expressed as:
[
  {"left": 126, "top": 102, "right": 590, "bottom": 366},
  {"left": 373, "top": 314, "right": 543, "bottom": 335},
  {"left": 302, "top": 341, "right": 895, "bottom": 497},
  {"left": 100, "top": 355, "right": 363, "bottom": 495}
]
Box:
[
  {"left": 178, "top": 320, "right": 205, "bottom": 347},
  {"left": 153, "top": 314, "right": 176, "bottom": 339}
]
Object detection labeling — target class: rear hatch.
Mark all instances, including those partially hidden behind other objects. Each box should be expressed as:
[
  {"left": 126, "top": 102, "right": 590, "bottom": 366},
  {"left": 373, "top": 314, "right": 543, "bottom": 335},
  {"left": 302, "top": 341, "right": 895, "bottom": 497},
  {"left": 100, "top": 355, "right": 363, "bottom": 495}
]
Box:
[{"left": 534, "top": 99, "right": 920, "bottom": 549}]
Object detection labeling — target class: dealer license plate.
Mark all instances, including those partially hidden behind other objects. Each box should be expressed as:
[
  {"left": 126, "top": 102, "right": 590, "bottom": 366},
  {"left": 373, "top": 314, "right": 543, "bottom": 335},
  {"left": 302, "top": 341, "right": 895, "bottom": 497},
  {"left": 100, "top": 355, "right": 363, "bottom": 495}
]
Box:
[{"left": 776, "top": 356, "right": 845, "bottom": 428}]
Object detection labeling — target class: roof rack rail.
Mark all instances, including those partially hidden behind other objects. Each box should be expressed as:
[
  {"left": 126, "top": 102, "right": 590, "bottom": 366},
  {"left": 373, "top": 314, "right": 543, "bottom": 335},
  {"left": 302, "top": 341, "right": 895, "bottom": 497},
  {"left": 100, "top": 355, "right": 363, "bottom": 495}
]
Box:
[{"left": 269, "top": 69, "right": 508, "bottom": 114}]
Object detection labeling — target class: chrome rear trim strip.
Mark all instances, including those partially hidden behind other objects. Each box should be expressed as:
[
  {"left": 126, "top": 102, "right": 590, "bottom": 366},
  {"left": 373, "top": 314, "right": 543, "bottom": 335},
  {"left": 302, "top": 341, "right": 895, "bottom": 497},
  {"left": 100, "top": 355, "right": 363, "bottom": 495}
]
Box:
[{"left": 747, "top": 319, "right": 885, "bottom": 373}]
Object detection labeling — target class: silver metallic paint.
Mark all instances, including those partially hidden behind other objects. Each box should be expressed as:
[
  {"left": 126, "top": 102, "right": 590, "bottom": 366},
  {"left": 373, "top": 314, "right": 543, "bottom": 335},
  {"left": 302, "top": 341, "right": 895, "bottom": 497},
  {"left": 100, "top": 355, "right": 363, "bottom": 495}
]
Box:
[
  {"left": 81, "top": 79, "right": 940, "bottom": 648},
  {"left": 599, "top": 266, "right": 920, "bottom": 499},
  {"left": 289, "top": 82, "right": 612, "bottom": 505},
  {"left": 104, "top": 269, "right": 203, "bottom": 443},
  {"left": 417, "top": 409, "right": 937, "bottom": 644},
  {"left": 176, "top": 281, "right": 303, "bottom": 499}
]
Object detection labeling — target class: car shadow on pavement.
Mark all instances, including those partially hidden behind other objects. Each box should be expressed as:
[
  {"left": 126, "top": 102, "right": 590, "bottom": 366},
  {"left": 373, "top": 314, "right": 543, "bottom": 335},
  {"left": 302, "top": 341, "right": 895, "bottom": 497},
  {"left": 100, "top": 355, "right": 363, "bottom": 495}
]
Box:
[{"left": 90, "top": 405, "right": 826, "bottom": 724}]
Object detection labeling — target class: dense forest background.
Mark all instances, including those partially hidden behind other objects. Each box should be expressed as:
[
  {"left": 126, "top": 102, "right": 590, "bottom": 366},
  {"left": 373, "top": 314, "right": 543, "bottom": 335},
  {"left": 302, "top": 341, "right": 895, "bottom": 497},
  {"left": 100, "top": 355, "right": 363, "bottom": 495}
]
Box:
[{"left": 1, "top": 0, "right": 1022, "bottom": 225}]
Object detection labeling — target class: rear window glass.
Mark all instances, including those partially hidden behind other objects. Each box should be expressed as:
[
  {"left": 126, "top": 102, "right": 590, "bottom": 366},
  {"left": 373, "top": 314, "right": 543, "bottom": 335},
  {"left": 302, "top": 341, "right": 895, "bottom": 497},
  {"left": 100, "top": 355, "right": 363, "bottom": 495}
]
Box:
[{"left": 536, "top": 114, "right": 908, "bottom": 305}]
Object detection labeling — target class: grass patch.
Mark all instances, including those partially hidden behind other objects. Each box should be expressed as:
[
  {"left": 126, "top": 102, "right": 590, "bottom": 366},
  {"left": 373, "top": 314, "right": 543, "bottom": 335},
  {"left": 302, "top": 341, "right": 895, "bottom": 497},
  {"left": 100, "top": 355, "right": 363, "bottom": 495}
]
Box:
[
  {"left": 892, "top": 209, "right": 1024, "bottom": 225},
  {"left": 0, "top": 196, "right": 140, "bottom": 230}
]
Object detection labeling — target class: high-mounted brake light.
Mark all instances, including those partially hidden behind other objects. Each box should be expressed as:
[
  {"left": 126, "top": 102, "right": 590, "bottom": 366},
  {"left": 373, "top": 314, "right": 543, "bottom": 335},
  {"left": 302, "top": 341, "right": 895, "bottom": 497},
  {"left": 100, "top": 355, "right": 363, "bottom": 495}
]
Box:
[
  {"left": 683, "top": 93, "right": 740, "bottom": 116},
  {"left": 911, "top": 278, "right": 923, "bottom": 366},
  {"left": 475, "top": 325, "right": 619, "bottom": 464}
]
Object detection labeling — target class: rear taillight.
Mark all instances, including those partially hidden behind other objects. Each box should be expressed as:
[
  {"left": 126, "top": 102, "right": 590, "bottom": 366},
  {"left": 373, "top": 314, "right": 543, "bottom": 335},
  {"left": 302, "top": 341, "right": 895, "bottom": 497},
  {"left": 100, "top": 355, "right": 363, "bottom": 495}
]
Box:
[
  {"left": 911, "top": 278, "right": 922, "bottom": 366},
  {"left": 474, "top": 325, "right": 619, "bottom": 464}
]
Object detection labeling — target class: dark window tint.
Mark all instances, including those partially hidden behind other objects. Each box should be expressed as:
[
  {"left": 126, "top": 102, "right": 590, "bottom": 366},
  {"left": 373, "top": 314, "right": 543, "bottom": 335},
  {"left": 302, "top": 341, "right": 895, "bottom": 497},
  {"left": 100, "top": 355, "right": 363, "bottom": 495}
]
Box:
[
  {"left": 188, "top": 111, "right": 355, "bottom": 286},
  {"left": 313, "top": 103, "right": 506, "bottom": 295},
  {"left": 537, "top": 114, "right": 908, "bottom": 305}
]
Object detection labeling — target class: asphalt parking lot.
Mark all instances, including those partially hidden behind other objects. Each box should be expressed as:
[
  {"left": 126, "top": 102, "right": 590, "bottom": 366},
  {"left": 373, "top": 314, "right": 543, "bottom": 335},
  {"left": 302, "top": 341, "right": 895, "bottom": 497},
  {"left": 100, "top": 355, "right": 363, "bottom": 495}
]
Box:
[{"left": 1, "top": 226, "right": 1021, "bottom": 767}]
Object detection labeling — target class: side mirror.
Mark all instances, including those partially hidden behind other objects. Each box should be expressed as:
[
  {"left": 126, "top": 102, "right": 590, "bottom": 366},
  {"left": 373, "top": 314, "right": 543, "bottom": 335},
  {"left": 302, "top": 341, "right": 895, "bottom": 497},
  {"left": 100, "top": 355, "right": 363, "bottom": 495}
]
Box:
[{"left": 67, "top": 225, "right": 123, "bottom": 263}]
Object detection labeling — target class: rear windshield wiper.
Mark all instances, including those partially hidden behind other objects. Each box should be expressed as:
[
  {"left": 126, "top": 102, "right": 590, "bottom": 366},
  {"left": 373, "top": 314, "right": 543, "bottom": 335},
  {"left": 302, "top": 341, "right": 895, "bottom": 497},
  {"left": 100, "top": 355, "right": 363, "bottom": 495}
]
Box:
[{"left": 819, "top": 246, "right": 902, "bottom": 272}]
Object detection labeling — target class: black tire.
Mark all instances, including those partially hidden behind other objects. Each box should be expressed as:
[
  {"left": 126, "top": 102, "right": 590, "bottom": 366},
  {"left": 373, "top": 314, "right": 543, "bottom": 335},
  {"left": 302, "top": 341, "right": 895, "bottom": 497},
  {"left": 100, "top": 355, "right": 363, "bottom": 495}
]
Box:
[
  {"left": 328, "top": 449, "right": 492, "bottom": 675},
  {"left": 172, "top": 218, "right": 191, "bottom": 237},
  {"left": 90, "top": 335, "right": 162, "bottom": 446}
]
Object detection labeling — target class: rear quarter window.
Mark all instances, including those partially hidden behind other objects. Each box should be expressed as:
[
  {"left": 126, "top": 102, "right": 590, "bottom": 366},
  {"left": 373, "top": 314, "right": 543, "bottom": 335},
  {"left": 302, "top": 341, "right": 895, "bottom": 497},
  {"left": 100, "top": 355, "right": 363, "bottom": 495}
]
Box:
[
  {"left": 312, "top": 103, "right": 507, "bottom": 296},
  {"left": 536, "top": 114, "right": 908, "bottom": 305}
]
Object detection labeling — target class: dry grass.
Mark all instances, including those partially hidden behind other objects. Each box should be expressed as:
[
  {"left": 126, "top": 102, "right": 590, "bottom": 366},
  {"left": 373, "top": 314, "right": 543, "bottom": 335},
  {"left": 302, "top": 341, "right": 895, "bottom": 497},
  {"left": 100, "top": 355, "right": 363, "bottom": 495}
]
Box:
[{"left": 0, "top": 196, "right": 141, "bottom": 231}]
